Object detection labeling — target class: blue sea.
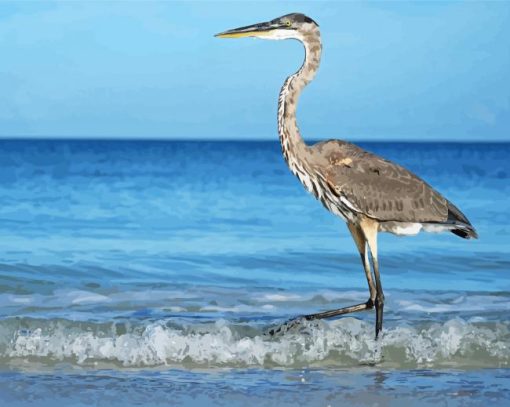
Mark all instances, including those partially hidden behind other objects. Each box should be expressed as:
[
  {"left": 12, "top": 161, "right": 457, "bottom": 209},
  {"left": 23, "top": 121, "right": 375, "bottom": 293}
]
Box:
[{"left": 0, "top": 140, "right": 509, "bottom": 406}]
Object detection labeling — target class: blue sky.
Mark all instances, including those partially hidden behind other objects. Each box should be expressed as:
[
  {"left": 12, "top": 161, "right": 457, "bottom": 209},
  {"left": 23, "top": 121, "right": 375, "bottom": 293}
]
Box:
[{"left": 0, "top": 1, "right": 508, "bottom": 141}]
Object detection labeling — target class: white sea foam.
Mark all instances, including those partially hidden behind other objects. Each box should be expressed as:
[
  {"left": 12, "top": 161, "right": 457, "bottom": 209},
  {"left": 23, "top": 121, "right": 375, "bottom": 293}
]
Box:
[
  {"left": 261, "top": 294, "right": 303, "bottom": 302},
  {"left": 2, "top": 317, "right": 509, "bottom": 369},
  {"left": 397, "top": 295, "right": 510, "bottom": 313}
]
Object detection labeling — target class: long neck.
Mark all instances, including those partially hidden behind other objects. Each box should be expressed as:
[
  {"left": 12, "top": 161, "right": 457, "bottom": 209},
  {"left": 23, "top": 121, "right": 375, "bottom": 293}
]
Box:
[{"left": 278, "top": 28, "right": 322, "bottom": 168}]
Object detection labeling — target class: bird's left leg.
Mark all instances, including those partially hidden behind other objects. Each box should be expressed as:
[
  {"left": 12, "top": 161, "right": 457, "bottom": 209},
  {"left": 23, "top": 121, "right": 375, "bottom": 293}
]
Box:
[
  {"left": 360, "top": 217, "right": 384, "bottom": 339},
  {"left": 348, "top": 222, "right": 377, "bottom": 308}
]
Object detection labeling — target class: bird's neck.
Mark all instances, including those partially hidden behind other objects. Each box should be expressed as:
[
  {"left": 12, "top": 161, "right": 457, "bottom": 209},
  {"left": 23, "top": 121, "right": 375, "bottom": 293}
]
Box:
[{"left": 278, "top": 28, "right": 322, "bottom": 169}]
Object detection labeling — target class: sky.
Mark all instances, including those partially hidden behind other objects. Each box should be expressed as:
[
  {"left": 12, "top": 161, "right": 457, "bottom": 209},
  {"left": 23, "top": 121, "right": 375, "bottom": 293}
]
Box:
[{"left": 0, "top": 0, "right": 509, "bottom": 141}]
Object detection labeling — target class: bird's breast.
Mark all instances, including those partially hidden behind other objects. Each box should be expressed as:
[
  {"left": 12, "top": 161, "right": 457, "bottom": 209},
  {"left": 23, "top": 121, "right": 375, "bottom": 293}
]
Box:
[
  {"left": 288, "top": 160, "right": 317, "bottom": 196},
  {"left": 288, "top": 159, "right": 355, "bottom": 223}
]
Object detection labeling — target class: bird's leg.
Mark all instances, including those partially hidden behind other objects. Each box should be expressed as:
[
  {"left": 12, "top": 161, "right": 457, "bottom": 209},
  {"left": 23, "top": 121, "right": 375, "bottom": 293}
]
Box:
[
  {"left": 267, "top": 301, "right": 373, "bottom": 336},
  {"left": 348, "top": 223, "right": 377, "bottom": 307},
  {"left": 372, "top": 255, "right": 384, "bottom": 339},
  {"left": 301, "top": 301, "right": 373, "bottom": 320},
  {"left": 304, "top": 223, "right": 378, "bottom": 321},
  {"left": 360, "top": 218, "right": 384, "bottom": 340},
  {"left": 266, "top": 224, "right": 377, "bottom": 337}
]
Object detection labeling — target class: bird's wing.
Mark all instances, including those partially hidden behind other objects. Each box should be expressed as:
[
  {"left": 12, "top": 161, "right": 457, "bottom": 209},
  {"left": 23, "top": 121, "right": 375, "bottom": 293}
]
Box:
[{"left": 311, "top": 140, "right": 448, "bottom": 223}]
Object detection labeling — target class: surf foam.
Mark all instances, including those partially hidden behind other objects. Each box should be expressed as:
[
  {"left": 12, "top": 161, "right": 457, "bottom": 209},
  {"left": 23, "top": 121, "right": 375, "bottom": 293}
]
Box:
[{"left": 2, "top": 317, "right": 508, "bottom": 369}]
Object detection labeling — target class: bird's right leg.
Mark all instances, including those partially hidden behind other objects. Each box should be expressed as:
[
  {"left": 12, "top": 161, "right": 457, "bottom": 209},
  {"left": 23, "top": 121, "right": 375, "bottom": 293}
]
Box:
[
  {"left": 266, "top": 224, "right": 376, "bottom": 336},
  {"left": 297, "top": 224, "right": 377, "bottom": 320},
  {"left": 267, "top": 300, "right": 373, "bottom": 336}
]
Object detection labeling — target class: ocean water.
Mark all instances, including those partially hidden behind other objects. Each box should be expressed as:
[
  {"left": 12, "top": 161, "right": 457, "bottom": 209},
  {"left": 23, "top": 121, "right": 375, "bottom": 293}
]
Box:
[{"left": 0, "top": 140, "right": 508, "bottom": 406}]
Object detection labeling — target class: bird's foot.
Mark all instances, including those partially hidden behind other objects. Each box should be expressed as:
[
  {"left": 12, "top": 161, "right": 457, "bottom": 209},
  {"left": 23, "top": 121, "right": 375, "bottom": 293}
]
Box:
[
  {"left": 265, "top": 316, "right": 317, "bottom": 337},
  {"left": 265, "top": 317, "right": 303, "bottom": 337}
]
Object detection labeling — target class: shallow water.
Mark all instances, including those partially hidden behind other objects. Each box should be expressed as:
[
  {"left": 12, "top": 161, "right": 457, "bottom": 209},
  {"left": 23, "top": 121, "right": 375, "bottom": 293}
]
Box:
[
  {"left": 0, "top": 140, "right": 509, "bottom": 405},
  {"left": 1, "top": 368, "right": 509, "bottom": 407}
]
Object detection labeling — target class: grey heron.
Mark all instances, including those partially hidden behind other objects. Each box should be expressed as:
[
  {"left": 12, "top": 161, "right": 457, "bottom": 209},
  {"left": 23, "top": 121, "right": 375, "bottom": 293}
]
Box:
[{"left": 216, "top": 13, "right": 477, "bottom": 339}]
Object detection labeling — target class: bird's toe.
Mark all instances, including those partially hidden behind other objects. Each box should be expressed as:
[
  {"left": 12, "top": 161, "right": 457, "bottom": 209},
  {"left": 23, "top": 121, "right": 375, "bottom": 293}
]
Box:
[{"left": 265, "top": 316, "right": 315, "bottom": 337}]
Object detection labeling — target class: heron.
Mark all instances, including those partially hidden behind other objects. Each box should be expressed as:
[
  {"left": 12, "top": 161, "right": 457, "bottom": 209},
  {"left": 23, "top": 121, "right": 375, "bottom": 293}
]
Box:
[{"left": 215, "top": 13, "right": 477, "bottom": 339}]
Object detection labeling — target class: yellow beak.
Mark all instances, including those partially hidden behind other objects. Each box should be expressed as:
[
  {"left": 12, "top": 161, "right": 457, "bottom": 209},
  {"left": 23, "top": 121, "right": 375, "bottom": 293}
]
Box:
[
  {"left": 215, "top": 30, "right": 271, "bottom": 39},
  {"left": 215, "top": 20, "right": 276, "bottom": 39}
]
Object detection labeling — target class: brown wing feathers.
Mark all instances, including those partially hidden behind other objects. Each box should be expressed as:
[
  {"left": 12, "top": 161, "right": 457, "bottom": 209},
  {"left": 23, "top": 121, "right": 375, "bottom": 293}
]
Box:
[{"left": 311, "top": 140, "right": 476, "bottom": 238}]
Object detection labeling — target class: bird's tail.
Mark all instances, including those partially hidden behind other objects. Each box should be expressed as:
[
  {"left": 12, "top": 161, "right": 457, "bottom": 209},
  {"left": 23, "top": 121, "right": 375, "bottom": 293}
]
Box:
[
  {"left": 447, "top": 201, "right": 478, "bottom": 239},
  {"left": 451, "top": 225, "right": 478, "bottom": 239}
]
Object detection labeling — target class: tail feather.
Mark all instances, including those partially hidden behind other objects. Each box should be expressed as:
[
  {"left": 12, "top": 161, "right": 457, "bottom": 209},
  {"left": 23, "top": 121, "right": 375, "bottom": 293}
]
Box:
[
  {"left": 447, "top": 201, "right": 478, "bottom": 239},
  {"left": 451, "top": 227, "right": 477, "bottom": 239}
]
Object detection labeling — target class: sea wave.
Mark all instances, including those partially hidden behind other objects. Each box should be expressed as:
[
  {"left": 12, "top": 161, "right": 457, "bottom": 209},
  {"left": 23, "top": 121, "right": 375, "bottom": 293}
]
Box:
[
  {"left": 1, "top": 286, "right": 508, "bottom": 313},
  {"left": 1, "top": 317, "right": 508, "bottom": 369}
]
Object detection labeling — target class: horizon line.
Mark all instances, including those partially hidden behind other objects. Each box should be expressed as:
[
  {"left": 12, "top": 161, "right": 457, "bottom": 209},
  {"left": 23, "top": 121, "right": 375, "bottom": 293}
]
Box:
[{"left": 0, "top": 136, "right": 508, "bottom": 144}]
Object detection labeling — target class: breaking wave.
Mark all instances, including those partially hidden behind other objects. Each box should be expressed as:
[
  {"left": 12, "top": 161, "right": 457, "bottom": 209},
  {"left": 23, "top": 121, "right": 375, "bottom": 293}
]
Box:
[{"left": 1, "top": 317, "right": 508, "bottom": 369}]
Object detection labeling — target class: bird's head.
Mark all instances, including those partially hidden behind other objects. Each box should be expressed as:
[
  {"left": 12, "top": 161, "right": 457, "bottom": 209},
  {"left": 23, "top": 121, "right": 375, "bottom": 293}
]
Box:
[{"left": 215, "top": 13, "right": 318, "bottom": 41}]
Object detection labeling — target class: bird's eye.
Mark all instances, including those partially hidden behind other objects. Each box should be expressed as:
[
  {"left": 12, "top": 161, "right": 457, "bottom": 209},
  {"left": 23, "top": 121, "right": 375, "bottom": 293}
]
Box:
[{"left": 285, "top": 20, "right": 291, "bottom": 27}]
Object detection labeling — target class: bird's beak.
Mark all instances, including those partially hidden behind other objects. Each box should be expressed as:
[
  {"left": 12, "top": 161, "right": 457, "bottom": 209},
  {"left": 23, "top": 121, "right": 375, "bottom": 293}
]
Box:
[{"left": 215, "top": 20, "right": 276, "bottom": 39}]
